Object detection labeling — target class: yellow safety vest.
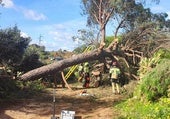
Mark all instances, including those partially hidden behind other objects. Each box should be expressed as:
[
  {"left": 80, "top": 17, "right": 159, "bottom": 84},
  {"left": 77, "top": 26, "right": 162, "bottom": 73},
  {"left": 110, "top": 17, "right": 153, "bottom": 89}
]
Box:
[{"left": 109, "top": 67, "right": 120, "bottom": 79}]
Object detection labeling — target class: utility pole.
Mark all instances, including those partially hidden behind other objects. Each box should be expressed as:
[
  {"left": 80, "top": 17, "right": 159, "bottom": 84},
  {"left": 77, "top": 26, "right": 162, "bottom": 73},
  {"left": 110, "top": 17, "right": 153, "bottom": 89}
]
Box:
[
  {"left": 39, "top": 34, "right": 43, "bottom": 46},
  {"left": 51, "top": 86, "right": 57, "bottom": 119}
]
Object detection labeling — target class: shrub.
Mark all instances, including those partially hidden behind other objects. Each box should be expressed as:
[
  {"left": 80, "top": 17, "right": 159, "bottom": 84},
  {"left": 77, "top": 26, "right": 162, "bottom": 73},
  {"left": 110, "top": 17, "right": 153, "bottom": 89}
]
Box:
[
  {"left": 116, "top": 49, "right": 170, "bottom": 118},
  {"left": 0, "top": 78, "right": 45, "bottom": 99},
  {"left": 16, "top": 79, "right": 45, "bottom": 91},
  {"left": 116, "top": 97, "right": 170, "bottom": 119},
  {"left": 135, "top": 59, "right": 170, "bottom": 102}
]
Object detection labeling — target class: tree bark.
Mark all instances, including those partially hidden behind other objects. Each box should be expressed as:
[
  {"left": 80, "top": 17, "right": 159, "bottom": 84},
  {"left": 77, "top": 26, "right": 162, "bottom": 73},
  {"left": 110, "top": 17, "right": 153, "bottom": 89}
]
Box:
[
  {"left": 20, "top": 48, "right": 114, "bottom": 81},
  {"left": 100, "top": 25, "right": 106, "bottom": 45}
]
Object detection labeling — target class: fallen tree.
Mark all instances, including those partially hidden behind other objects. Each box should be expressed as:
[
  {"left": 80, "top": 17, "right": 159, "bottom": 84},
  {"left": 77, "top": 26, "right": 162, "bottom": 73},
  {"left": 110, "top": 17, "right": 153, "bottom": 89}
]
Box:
[{"left": 20, "top": 46, "right": 117, "bottom": 80}]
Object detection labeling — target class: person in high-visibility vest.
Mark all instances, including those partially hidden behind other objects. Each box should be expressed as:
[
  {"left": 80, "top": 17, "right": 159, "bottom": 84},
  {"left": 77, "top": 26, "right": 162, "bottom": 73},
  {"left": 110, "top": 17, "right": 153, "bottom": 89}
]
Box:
[
  {"left": 78, "top": 64, "right": 83, "bottom": 82},
  {"left": 83, "top": 62, "right": 90, "bottom": 88},
  {"left": 109, "top": 62, "right": 121, "bottom": 94}
]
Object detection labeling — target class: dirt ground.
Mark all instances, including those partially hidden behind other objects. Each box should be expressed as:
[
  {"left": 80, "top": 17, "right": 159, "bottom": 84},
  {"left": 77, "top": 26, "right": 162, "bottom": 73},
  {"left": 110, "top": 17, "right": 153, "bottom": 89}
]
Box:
[{"left": 0, "top": 84, "right": 129, "bottom": 119}]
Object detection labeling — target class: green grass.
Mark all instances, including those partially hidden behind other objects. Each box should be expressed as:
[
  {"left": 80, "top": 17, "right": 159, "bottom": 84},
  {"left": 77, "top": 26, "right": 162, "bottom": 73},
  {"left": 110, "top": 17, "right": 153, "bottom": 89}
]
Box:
[{"left": 116, "top": 97, "right": 170, "bottom": 119}]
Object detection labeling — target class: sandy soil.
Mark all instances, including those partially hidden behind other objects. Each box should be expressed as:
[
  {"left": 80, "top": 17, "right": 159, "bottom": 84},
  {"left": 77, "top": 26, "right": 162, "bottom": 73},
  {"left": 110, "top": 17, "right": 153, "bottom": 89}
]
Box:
[{"left": 0, "top": 85, "right": 126, "bottom": 119}]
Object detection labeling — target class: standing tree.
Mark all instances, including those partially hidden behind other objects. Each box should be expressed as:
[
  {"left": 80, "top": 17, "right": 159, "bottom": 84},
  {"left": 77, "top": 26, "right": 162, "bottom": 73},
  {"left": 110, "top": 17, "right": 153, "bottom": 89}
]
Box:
[
  {"left": 0, "top": 26, "right": 31, "bottom": 71},
  {"left": 18, "top": 44, "right": 47, "bottom": 73},
  {"left": 81, "top": 0, "right": 118, "bottom": 46}
]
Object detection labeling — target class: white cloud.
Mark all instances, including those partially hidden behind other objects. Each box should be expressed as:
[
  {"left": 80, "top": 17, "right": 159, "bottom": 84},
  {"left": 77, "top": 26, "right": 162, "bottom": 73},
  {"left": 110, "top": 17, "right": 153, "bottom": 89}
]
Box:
[
  {"left": 20, "top": 32, "right": 29, "bottom": 38},
  {"left": 47, "top": 30, "right": 75, "bottom": 51},
  {"left": 29, "top": 18, "right": 86, "bottom": 51},
  {"left": 2, "top": 0, "right": 14, "bottom": 8},
  {"left": 47, "top": 19, "right": 85, "bottom": 38},
  {"left": 23, "top": 9, "right": 47, "bottom": 21},
  {"left": 151, "top": 6, "right": 165, "bottom": 13},
  {"left": 49, "top": 31, "right": 72, "bottom": 41},
  {"left": 167, "top": 11, "right": 170, "bottom": 19},
  {"left": 2, "top": 0, "right": 47, "bottom": 21},
  {"left": 43, "top": 39, "right": 75, "bottom": 51}
]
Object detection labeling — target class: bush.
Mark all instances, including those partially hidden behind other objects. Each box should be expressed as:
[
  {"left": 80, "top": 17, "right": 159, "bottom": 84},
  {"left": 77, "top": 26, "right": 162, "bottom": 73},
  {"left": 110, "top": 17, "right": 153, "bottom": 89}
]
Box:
[
  {"left": 0, "top": 78, "right": 45, "bottom": 99},
  {"left": 135, "top": 59, "right": 170, "bottom": 102},
  {"left": 0, "top": 78, "right": 19, "bottom": 99},
  {"left": 115, "top": 49, "right": 170, "bottom": 118},
  {"left": 116, "top": 97, "right": 170, "bottom": 119},
  {"left": 16, "top": 79, "right": 45, "bottom": 91}
]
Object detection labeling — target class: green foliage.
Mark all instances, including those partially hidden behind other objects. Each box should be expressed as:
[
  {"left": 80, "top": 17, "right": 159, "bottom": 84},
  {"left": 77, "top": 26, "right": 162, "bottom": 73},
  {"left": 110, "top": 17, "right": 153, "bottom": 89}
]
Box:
[
  {"left": 19, "top": 80, "right": 45, "bottom": 91},
  {"left": 155, "top": 49, "right": 170, "bottom": 59},
  {"left": 0, "top": 26, "right": 30, "bottom": 67},
  {"left": 81, "top": 0, "right": 115, "bottom": 26},
  {"left": 138, "top": 49, "right": 170, "bottom": 79},
  {"left": 116, "top": 97, "right": 170, "bottom": 119},
  {"left": 24, "top": 44, "right": 49, "bottom": 62},
  {"left": 105, "top": 36, "right": 114, "bottom": 47},
  {"left": 0, "top": 78, "right": 18, "bottom": 97},
  {"left": 116, "top": 49, "right": 170, "bottom": 118},
  {"left": 72, "top": 29, "right": 99, "bottom": 46},
  {"left": 18, "top": 44, "right": 48, "bottom": 72},
  {"left": 105, "top": 35, "right": 122, "bottom": 47},
  {"left": 74, "top": 71, "right": 79, "bottom": 79},
  {"left": 138, "top": 55, "right": 160, "bottom": 79},
  {"left": 136, "top": 49, "right": 170, "bottom": 101},
  {"left": 0, "top": 78, "right": 45, "bottom": 99},
  {"left": 73, "top": 44, "right": 87, "bottom": 54},
  {"left": 152, "top": 13, "right": 170, "bottom": 29},
  {"left": 136, "top": 59, "right": 170, "bottom": 102},
  {"left": 19, "top": 53, "right": 44, "bottom": 72}
]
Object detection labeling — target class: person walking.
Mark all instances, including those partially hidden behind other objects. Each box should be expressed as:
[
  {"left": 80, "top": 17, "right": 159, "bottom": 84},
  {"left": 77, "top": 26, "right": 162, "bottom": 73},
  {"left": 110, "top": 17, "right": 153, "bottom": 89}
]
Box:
[{"left": 109, "top": 62, "right": 121, "bottom": 94}]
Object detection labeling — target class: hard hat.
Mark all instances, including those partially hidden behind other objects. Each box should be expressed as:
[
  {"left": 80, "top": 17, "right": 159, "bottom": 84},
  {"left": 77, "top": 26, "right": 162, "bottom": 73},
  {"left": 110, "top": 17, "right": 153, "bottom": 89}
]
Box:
[{"left": 84, "top": 62, "right": 89, "bottom": 66}]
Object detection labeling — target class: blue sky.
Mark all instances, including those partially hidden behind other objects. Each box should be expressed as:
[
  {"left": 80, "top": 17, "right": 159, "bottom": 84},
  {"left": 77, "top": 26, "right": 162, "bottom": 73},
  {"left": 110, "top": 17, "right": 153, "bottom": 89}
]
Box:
[{"left": 0, "top": 0, "right": 170, "bottom": 51}]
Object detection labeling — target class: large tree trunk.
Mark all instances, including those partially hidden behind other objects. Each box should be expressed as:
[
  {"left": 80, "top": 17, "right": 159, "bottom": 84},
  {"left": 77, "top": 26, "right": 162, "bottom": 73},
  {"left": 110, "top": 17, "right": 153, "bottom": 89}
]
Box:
[
  {"left": 20, "top": 48, "right": 115, "bottom": 81},
  {"left": 100, "top": 25, "right": 106, "bottom": 45}
]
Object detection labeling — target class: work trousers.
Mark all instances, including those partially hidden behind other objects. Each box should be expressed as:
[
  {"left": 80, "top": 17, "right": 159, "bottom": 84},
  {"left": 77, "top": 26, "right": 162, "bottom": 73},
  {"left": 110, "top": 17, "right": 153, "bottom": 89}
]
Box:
[{"left": 111, "top": 78, "right": 120, "bottom": 94}]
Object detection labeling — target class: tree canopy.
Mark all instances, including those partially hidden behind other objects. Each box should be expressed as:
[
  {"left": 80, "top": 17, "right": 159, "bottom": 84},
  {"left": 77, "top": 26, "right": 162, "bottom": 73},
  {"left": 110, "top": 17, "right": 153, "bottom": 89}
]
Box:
[{"left": 0, "top": 26, "right": 31, "bottom": 68}]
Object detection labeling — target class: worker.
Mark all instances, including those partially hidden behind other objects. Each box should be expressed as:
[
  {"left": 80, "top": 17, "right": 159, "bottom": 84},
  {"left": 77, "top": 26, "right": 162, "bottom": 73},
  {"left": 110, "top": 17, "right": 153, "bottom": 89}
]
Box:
[
  {"left": 83, "top": 62, "right": 90, "bottom": 88},
  {"left": 78, "top": 64, "right": 83, "bottom": 82},
  {"left": 109, "top": 62, "right": 121, "bottom": 94}
]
